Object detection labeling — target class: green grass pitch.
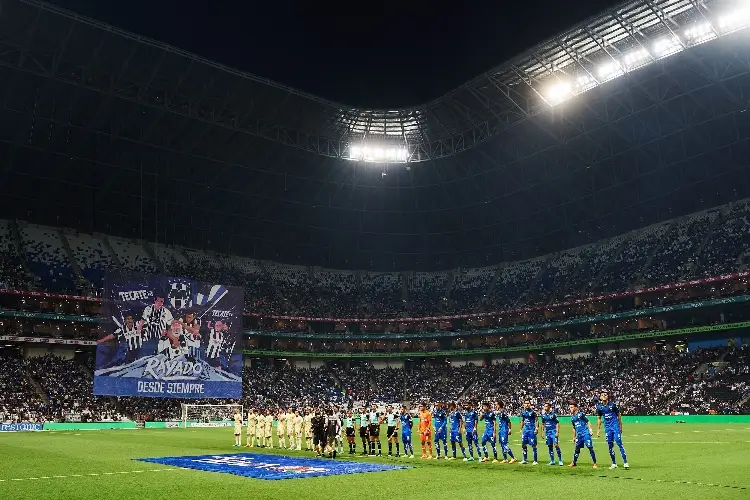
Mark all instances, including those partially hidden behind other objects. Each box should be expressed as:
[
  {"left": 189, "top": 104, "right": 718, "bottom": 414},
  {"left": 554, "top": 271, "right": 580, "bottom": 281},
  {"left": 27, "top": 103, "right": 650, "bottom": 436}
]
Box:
[{"left": 2, "top": 423, "right": 748, "bottom": 500}]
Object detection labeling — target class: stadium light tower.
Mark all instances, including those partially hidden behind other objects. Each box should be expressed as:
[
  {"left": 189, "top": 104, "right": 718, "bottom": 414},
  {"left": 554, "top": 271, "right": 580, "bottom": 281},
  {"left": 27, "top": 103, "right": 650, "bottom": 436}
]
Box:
[
  {"left": 347, "top": 143, "right": 410, "bottom": 163},
  {"left": 541, "top": 1, "right": 750, "bottom": 107}
]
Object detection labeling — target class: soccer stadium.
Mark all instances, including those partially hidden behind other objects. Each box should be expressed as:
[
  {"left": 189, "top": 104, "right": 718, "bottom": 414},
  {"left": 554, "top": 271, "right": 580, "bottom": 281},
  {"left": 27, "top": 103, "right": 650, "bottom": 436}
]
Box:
[{"left": 1, "top": 0, "right": 749, "bottom": 497}]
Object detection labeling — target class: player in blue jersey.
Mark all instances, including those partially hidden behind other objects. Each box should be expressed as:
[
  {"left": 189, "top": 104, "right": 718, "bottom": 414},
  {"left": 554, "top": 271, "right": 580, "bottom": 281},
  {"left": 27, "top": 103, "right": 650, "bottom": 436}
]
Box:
[
  {"left": 596, "top": 391, "right": 629, "bottom": 469},
  {"left": 479, "top": 402, "right": 498, "bottom": 462},
  {"left": 463, "top": 403, "right": 479, "bottom": 462},
  {"left": 433, "top": 402, "right": 449, "bottom": 459},
  {"left": 495, "top": 401, "right": 517, "bottom": 463},
  {"left": 541, "top": 402, "right": 563, "bottom": 466},
  {"left": 399, "top": 406, "right": 414, "bottom": 458},
  {"left": 520, "top": 399, "right": 539, "bottom": 465},
  {"left": 569, "top": 399, "right": 598, "bottom": 469},
  {"left": 448, "top": 402, "right": 467, "bottom": 460}
]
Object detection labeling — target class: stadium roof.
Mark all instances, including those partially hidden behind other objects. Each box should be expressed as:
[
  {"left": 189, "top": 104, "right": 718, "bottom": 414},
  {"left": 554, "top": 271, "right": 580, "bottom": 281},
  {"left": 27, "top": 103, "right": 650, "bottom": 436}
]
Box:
[{"left": 0, "top": 0, "right": 749, "bottom": 270}]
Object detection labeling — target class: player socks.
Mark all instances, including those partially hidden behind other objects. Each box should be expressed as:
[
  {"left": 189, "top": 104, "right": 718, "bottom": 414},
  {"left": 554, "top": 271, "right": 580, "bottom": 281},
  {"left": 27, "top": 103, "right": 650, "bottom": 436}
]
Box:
[
  {"left": 522, "top": 446, "right": 528, "bottom": 462},
  {"left": 491, "top": 443, "right": 497, "bottom": 459},
  {"left": 588, "top": 447, "right": 597, "bottom": 464},
  {"left": 533, "top": 446, "right": 538, "bottom": 462},
  {"left": 619, "top": 444, "right": 628, "bottom": 463},
  {"left": 377, "top": 441, "right": 382, "bottom": 454},
  {"left": 548, "top": 445, "right": 555, "bottom": 462},
  {"left": 573, "top": 446, "right": 581, "bottom": 465},
  {"left": 444, "top": 443, "right": 448, "bottom": 457},
  {"left": 388, "top": 443, "right": 393, "bottom": 454},
  {"left": 608, "top": 442, "right": 616, "bottom": 464},
  {"left": 468, "top": 443, "right": 474, "bottom": 458},
  {"left": 556, "top": 446, "right": 562, "bottom": 462},
  {"left": 451, "top": 443, "right": 456, "bottom": 458},
  {"left": 396, "top": 442, "right": 400, "bottom": 455}
]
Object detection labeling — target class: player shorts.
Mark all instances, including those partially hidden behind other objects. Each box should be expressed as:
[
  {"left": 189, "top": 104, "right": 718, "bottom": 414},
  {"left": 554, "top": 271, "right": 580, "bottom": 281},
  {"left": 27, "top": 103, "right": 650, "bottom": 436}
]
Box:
[
  {"left": 435, "top": 429, "right": 447, "bottom": 441},
  {"left": 346, "top": 427, "right": 355, "bottom": 438},
  {"left": 359, "top": 426, "right": 368, "bottom": 438},
  {"left": 604, "top": 428, "right": 623, "bottom": 445},
  {"left": 481, "top": 432, "right": 496, "bottom": 445},
  {"left": 450, "top": 431, "right": 462, "bottom": 443},
  {"left": 465, "top": 431, "right": 479, "bottom": 445},
  {"left": 386, "top": 426, "right": 398, "bottom": 439},
  {"left": 234, "top": 425, "right": 241, "bottom": 436},
  {"left": 401, "top": 432, "right": 411, "bottom": 444},
  {"left": 521, "top": 431, "right": 537, "bottom": 446},
  {"left": 498, "top": 433, "right": 509, "bottom": 448},
  {"left": 313, "top": 433, "right": 324, "bottom": 446},
  {"left": 545, "top": 434, "right": 558, "bottom": 446},
  {"left": 420, "top": 430, "right": 432, "bottom": 441},
  {"left": 576, "top": 435, "right": 593, "bottom": 448},
  {"left": 368, "top": 424, "right": 380, "bottom": 438}
]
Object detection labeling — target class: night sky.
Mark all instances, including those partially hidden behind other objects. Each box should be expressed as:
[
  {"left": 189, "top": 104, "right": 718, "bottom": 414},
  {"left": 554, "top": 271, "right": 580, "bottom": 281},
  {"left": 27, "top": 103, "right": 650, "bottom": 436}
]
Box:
[{"left": 50, "top": 0, "right": 617, "bottom": 108}]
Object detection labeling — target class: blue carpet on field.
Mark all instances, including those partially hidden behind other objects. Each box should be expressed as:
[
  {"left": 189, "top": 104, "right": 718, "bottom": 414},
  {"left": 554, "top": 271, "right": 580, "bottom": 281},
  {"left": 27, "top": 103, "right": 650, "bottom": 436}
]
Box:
[{"left": 137, "top": 453, "right": 409, "bottom": 480}]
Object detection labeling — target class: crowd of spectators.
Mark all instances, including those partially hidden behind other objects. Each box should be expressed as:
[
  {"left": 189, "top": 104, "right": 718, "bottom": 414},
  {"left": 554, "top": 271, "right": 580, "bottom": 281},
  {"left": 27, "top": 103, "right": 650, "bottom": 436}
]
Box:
[
  {"left": 2, "top": 346, "right": 747, "bottom": 423},
  {"left": 1, "top": 197, "right": 750, "bottom": 319}
]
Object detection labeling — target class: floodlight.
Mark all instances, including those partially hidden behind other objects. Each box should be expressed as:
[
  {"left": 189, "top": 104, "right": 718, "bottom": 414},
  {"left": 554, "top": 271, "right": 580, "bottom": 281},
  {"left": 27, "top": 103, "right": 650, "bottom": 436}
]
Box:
[
  {"left": 718, "top": 7, "right": 750, "bottom": 31},
  {"left": 545, "top": 81, "right": 573, "bottom": 105},
  {"left": 597, "top": 61, "right": 623, "bottom": 81},
  {"left": 652, "top": 36, "right": 682, "bottom": 58},
  {"left": 684, "top": 22, "right": 716, "bottom": 44}
]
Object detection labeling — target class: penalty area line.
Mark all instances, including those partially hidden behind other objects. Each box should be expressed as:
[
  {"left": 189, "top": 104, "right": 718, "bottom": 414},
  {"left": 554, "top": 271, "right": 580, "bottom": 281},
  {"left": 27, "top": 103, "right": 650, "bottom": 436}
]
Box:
[
  {"left": 596, "top": 475, "right": 746, "bottom": 490},
  {"left": 0, "top": 468, "right": 178, "bottom": 484}
]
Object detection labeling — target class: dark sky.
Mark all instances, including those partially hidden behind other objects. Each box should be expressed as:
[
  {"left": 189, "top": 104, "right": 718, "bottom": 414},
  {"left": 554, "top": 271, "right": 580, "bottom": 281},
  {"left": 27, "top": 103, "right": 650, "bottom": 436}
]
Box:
[{"left": 50, "top": 0, "right": 616, "bottom": 108}]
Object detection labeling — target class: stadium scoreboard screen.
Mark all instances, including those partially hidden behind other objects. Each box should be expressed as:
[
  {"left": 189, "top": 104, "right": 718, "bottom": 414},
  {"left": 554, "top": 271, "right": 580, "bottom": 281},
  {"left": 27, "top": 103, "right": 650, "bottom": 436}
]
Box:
[{"left": 93, "top": 270, "right": 244, "bottom": 398}]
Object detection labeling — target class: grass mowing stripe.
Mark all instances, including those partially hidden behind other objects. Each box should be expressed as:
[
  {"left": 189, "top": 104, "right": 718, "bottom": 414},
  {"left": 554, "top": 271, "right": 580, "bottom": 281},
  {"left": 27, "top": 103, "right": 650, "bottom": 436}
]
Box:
[
  {"left": 0, "top": 469, "right": 178, "bottom": 484},
  {"left": 597, "top": 475, "right": 747, "bottom": 490}
]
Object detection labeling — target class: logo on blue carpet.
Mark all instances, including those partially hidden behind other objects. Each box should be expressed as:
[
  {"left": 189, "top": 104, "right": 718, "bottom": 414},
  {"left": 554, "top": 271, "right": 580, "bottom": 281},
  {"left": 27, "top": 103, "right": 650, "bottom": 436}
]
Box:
[{"left": 137, "top": 453, "right": 409, "bottom": 480}]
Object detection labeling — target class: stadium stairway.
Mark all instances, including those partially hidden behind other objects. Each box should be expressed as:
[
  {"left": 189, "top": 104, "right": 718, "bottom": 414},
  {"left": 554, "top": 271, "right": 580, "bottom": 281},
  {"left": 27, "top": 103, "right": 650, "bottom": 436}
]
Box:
[
  {"left": 142, "top": 241, "right": 165, "bottom": 274},
  {"left": 57, "top": 229, "right": 86, "bottom": 284},
  {"left": 101, "top": 235, "right": 123, "bottom": 269},
  {"left": 24, "top": 368, "right": 49, "bottom": 405}
]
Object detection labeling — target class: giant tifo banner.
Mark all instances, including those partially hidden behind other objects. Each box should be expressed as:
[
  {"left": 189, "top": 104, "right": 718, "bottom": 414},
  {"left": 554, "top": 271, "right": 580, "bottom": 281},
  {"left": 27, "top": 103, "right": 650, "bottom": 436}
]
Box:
[{"left": 93, "top": 270, "right": 243, "bottom": 398}]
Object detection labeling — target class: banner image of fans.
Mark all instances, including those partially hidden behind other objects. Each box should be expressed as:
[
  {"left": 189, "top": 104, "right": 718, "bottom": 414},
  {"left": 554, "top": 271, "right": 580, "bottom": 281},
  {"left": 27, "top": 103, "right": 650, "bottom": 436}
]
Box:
[{"left": 94, "top": 271, "right": 244, "bottom": 398}]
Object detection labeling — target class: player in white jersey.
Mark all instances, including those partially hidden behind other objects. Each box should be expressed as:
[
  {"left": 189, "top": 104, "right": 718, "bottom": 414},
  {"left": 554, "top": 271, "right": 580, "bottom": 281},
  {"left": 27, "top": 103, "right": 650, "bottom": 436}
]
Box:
[
  {"left": 276, "top": 410, "right": 287, "bottom": 449},
  {"left": 303, "top": 408, "right": 313, "bottom": 451},
  {"left": 233, "top": 409, "right": 242, "bottom": 447},
  {"left": 140, "top": 295, "right": 173, "bottom": 341},
  {"left": 245, "top": 409, "right": 257, "bottom": 448},
  {"left": 179, "top": 311, "right": 201, "bottom": 360},
  {"left": 285, "top": 408, "right": 296, "bottom": 449},
  {"left": 205, "top": 320, "right": 227, "bottom": 368},
  {"left": 293, "top": 410, "right": 304, "bottom": 450}
]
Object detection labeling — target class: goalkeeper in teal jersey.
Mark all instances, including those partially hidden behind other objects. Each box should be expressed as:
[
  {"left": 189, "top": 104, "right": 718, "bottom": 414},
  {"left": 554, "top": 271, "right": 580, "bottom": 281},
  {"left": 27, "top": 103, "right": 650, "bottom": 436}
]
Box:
[
  {"left": 596, "top": 391, "right": 629, "bottom": 469},
  {"left": 541, "top": 402, "right": 563, "bottom": 466}
]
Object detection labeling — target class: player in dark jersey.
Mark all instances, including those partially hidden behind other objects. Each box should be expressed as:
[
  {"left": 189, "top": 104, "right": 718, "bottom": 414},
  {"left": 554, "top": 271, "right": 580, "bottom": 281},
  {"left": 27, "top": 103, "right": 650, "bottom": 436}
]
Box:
[
  {"left": 520, "top": 399, "right": 539, "bottom": 465},
  {"left": 368, "top": 404, "right": 382, "bottom": 456},
  {"left": 464, "top": 403, "right": 479, "bottom": 462},
  {"left": 569, "top": 399, "right": 598, "bottom": 468},
  {"left": 596, "top": 390, "right": 629, "bottom": 469},
  {"left": 344, "top": 410, "right": 356, "bottom": 454},
  {"left": 433, "top": 402, "right": 448, "bottom": 459},
  {"left": 448, "top": 402, "right": 467, "bottom": 460},
  {"left": 358, "top": 410, "right": 370, "bottom": 456},
  {"left": 400, "top": 406, "right": 414, "bottom": 458},
  {"left": 541, "top": 402, "right": 563, "bottom": 466}
]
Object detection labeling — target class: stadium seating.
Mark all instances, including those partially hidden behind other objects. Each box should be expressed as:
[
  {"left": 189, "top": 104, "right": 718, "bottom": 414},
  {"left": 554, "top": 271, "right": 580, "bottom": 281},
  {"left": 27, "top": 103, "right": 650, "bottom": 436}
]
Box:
[
  {"left": 3, "top": 197, "right": 750, "bottom": 318},
  {"left": 19, "top": 223, "right": 77, "bottom": 292},
  {"left": 2, "top": 346, "right": 747, "bottom": 423}
]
